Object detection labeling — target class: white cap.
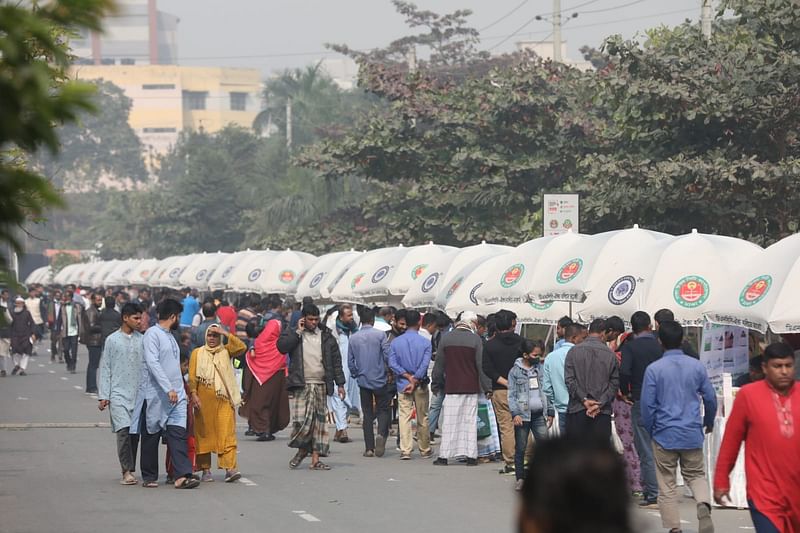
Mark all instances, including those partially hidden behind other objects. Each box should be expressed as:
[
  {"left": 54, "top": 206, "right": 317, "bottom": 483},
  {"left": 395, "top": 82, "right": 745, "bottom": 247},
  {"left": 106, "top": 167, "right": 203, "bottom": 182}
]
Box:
[
  {"left": 15, "top": 296, "right": 24, "bottom": 303},
  {"left": 460, "top": 311, "right": 478, "bottom": 324}
]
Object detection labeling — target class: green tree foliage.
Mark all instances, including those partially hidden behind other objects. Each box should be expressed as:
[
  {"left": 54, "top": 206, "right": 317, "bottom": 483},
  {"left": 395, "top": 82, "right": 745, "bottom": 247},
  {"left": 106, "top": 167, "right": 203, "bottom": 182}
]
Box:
[
  {"left": 50, "top": 252, "right": 81, "bottom": 273},
  {"left": 0, "top": 0, "right": 116, "bottom": 283}
]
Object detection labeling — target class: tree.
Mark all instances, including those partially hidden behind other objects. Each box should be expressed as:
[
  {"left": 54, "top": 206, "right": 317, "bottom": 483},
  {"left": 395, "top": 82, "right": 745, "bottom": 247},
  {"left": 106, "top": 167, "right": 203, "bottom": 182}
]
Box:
[{"left": 1, "top": 0, "right": 116, "bottom": 287}]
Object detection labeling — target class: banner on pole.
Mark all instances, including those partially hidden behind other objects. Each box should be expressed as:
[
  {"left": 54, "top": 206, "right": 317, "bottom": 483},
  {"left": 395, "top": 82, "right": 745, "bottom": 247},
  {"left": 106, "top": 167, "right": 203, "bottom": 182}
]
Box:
[{"left": 543, "top": 194, "right": 579, "bottom": 236}]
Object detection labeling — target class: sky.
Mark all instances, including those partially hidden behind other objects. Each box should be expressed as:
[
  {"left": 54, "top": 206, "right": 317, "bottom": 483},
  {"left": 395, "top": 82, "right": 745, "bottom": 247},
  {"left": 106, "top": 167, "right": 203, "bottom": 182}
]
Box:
[{"left": 158, "top": 0, "right": 706, "bottom": 76}]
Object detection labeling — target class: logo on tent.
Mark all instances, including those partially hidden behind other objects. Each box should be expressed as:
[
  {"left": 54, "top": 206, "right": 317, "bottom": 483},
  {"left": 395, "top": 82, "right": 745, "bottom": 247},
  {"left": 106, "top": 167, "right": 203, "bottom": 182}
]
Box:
[
  {"left": 195, "top": 269, "right": 207, "bottom": 281},
  {"left": 421, "top": 272, "right": 439, "bottom": 293},
  {"left": 169, "top": 267, "right": 181, "bottom": 279},
  {"left": 351, "top": 272, "right": 366, "bottom": 290},
  {"left": 279, "top": 270, "right": 296, "bottom": 284},
  {"left": 248, "top": 269, "right": 262, "bottom": 282},
  {"left": 221, "top": 266, "right": 234, "bottom": 279},
  {"left": 673, "top": 275, "right": 709, "bottom": 308},
  {"left": 739, "top": 275, "right": 771, "bottom": 307},
  {"left": 529, "top": 301, "right": 553, "bottom": 311},
  {"left": 446, "top": 277, "right": 464, "bottom": 300},
  {"left": 372, "top": 266, "right": 390, "bottom": 284},
  {"left": 411, "top": 264, "right": 428, "bottom": 280},
  {"left": 608, "top": 276, "right": 636, "bottom": 305},
  {"left": 122, "top": 269, "right": 132, "bottom": 277},
  {"left": 557, "top": 258, "right": 583, "bottom": 284},
  {"left": 309, "top": 272, "right": 325, "bottom": 289},
  {"left": 139, "top": 270, "right": 150, "bottom": 279},
  {"left": 500, "top": 264, "right": 525, "bottom": 288},
  {"left": 468, "top": 282, "right": 484, "bottom": 305}
]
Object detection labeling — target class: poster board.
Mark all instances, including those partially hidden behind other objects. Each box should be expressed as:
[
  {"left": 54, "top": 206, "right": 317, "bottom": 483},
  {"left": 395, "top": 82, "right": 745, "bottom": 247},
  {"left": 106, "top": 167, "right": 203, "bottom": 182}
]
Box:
[{"left": 543, "top": 194, "right": 579, "bottom": 236}]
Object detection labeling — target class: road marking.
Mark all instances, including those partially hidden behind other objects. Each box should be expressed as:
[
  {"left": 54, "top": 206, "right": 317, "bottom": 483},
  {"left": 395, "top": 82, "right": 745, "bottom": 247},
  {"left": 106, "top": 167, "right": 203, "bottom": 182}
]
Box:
[
  {"left": 60, "top": 377, "right": 68, "bottom": 381},
  {"left": 298, "top": 514, "right": 320, "bottom": 522},
  {"left": 73, "top": 385, "right": 82, "bottom": 390},
  {"left": 17, "top": 397, "right": 29, "bottom": 401},
  {"left": 48, "top": 370, "right": 55, "bottom": 374},
  {"left": 0, "top": 422, "right": 111, "bottom": 429},
  {"left": 238, "top": 477, "right": 257, "bottom": 486},
  {"left": 38, "top": 364, "right": 45, "bottom": 368},
  {"left": 292, "top": 511, "right": 305, "bottom": 514}
]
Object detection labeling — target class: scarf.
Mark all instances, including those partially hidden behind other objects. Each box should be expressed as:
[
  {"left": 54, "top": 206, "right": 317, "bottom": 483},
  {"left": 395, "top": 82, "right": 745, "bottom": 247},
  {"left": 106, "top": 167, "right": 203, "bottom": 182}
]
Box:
[
  {"left": 455, "top": 321, "right": 476, "bottom": 334},
  {"left": 247, "top": 319, "right": 286, "bottom": 385},
  {"left": 336, "top": 318, "right": 358, "bottom": 337},
  {"left": 195, "top": 325, "right": 242, "bottom": 407}
]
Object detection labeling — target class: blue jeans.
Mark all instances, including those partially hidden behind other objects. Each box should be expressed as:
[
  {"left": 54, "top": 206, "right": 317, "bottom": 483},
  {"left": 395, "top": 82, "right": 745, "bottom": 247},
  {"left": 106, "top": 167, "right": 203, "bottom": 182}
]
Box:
[
  {"left": 631, "top": 401, "right": 659, "bottom": 500},
  {"left": 428, "top": 390, "right": 444, "bottom": 433},
  {"left": 514, "top": 412, "right": 549, "bottom": 480},
  {"left": 748, "top": 500, "right": 780, "bottom": 533},
  {"left": 557, "top": 411, "right": 567, "bottom": 436}
]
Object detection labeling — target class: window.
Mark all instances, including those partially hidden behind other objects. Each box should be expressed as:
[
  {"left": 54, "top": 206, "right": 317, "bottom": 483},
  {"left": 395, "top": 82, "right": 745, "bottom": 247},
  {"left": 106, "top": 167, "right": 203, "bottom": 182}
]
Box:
[
  {"left": 182, "top": 91, "right": 207, "bottom": 110},
  {"left": 142, "top": 83, "right": 175, "bottom": 90},
  {"left": 142, "top": 127, "right": 177, "bottom": 133},
  {"left": 101, "top": 58, "right": 115, "bottom": 65},
  {"left": 120, "top": 58, "right": 136, "bottom": 65},
  {"left": 230, "top": 92, "right": 247, "bottom": 111}
]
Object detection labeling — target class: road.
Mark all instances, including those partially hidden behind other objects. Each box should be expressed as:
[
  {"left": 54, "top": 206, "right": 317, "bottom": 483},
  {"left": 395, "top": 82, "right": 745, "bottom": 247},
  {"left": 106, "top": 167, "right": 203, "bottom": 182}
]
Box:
[{"left": 0, "top": 346, "right": 755, "bottom": 533}]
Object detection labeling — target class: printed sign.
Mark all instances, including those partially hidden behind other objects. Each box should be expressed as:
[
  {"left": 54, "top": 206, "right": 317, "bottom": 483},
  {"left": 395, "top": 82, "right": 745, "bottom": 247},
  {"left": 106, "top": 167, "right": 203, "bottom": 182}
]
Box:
[{"left": 543, "top": 193, "right": 579, "bottom": 236}]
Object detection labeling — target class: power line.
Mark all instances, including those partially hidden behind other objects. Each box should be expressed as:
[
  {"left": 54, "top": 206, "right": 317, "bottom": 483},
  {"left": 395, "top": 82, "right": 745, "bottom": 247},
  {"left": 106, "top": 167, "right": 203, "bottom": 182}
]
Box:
[
  {"left": 576, "top": 0, "right": 650, "bottom": 15},
  {"left": 479, "top": 0, "right": 531, "bottom": 32}
]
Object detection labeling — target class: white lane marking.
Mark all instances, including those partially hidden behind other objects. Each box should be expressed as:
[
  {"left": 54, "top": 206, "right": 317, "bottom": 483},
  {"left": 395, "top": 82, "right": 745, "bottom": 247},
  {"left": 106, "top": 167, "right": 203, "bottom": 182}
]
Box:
[
  {"left": 299, "top": 514, "right": 321, "bottom": 522},
  {"left": 292, "top": 511, "right": 305, "bottom": 514},
  {"left": 48, "top": 370, "right": 55, "bottom": 374},
  {"left": 38, "top": 364, "right": 45, "bottom": 368},
  {"left": 238, "top": 477, "right": 257, "bottom": 486},
  {"left": 17, "top": 397, "right": 29, "bottom": 401},
  {"left": 60, "top": 377, "right": 68, "bottom": 381},
  {"left": 73, "top": 385, "right": 82, "bottom": 390}
]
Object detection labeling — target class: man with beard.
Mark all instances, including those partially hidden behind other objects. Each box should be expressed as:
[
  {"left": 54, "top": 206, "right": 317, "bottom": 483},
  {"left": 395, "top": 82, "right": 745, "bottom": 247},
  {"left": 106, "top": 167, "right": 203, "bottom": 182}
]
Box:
[
  {"left": 60, "top": 290, "right": 83, "bottom": 374},
  {"left": 84, "top": 292, "right": 105, "bottom": 394},
  {"left": 10, "top": 297, "right": 35, "bottom": 376},
  {"left": 130, "top": 298, "right": 199, "bottom": 489}
]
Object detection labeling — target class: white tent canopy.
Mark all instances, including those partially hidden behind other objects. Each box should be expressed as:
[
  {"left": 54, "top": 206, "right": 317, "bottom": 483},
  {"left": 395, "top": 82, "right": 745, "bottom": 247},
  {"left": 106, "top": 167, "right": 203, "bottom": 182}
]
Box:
[
  {"left": 53, "top": 263, "right": 81, "bottom": 286},
  {"left": 234, "top": 249, "right": 317, "bottom": 295},
  {"left": 25, "top": 266, "right": 52, "bottom": 286},
  {"left": 207, "top": 251, "right": 259, "bottom": 291},
  {"left": 328, "top": 245, "right": 413, "bottom": 305},
  {"left": 103, "top": 259, "right": 141, "bottom": 287},
  {"left": 296, "top": 250, "right": 363, "bottom": 303},
  {"left": 126, "top": 259, "right": 160, "bottom": 286},
  {"left": 178, "top": 252, "right": 229, "bottom": 290}
]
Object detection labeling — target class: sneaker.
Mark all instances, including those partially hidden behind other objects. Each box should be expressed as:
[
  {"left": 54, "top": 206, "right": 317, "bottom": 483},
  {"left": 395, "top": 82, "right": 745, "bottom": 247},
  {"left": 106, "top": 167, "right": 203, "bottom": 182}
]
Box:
[
  {"left": 499, "top": 465, "right": 515, "bottom": 475},
  {"left": 200, "top": 471, "right": 214, "bottom": 482},
  {"left": 639, "top": 499, "right": 659, "bottom": 509},
  {"left": 433, "top": 458, "right": 448, "bottom": 466},
  {"left": 400, "top": 453, "right": 412, "bottom": 460},
  {"left": 375, "top": 435, "right": 386, "bottom": 457},
  {"left": 11, "top": 366, "right": 19, "bottom": 376},
  {"left": 515, "top": 479, "right": 525, "bottom": 491},
  {"left": 697, "top": 503, "right": 714, "bottom": 533},
  {"left": 363, "top": 450, "right": 375, "bottom": 457},
  {"left": 466, "top": 458, "right": 478, "bottom": 466},
  {"left": 18, "top": 370, "right": 26, "bottom": 376},
  {"left": 244, "top": 428, "right": 256, "bottom": 436},
  {"left": 420, "top": 450, "right": 434, "bottom": 459},
  {"left": 224, "top": 470, "right": 241, "bottom": 483}
]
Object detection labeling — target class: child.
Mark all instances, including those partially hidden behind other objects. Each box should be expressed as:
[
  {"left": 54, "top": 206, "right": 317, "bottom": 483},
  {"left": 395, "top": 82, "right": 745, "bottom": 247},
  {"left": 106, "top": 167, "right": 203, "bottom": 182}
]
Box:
[
  {"left": 508, "top": 339, "right": 552, "bottom": 491},
  {"left": 166, "top": 351, "right": 196, "bottom": 483}
]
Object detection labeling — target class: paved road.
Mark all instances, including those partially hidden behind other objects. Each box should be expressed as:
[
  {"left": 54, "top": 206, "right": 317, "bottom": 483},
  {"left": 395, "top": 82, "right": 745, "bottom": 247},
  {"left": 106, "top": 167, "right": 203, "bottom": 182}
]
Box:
[{"left": 0, "top": 347, "right": 754, "bottom": 533}]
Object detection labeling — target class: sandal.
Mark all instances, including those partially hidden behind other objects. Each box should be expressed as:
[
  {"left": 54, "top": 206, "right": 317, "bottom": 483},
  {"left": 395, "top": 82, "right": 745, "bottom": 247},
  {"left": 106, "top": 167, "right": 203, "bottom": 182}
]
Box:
[
  {"left": 142, "top": 481, "right": 159, "bottom": 488},
  {"left": 309, "top": 461, "right": 331, "bottom": 471},
  {"left": 289, "top": 450, "right": 308, "bottom": 469},
  {"left": 120, "top": 473, "right": 138, "bottom": 485},
  {"left": 174, "top": 476, "right": 200, "bottom": 489}
]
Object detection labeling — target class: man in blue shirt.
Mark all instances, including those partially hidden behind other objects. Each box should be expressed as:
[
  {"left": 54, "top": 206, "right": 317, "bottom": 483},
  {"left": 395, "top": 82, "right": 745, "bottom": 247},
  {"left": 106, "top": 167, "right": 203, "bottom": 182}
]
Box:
[
  {"left": 348, "top": 307, "right": 392, "bottom": 457},
  {"left": 641, "top": 321, "right": 717, "bottom": 533},
  {"left": 179, "top": 287, "right": 199, "bottom": 331},
  {"left": 543, "top": 323, "right": 585, "bottom": 436},
  {"left": 388, "top": 310, "right": 432, "bottom": 460}
]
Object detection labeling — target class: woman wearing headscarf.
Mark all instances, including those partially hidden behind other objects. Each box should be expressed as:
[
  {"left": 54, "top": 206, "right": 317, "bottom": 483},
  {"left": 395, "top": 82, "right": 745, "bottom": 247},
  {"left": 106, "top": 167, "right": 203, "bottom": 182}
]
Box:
[
  {"left": 189, "top": 324, "right": 247, "bottom": 482},
  {"left": 239, "top": 318, "right": 290, "bottom": 441}
]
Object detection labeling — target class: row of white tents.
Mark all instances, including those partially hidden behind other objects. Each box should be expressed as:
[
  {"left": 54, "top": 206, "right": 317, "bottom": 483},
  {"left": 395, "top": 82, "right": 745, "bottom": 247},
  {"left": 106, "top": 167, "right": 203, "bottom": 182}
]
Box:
[{"left": 24, "top": 226, "right": 800, "bottom": 333}]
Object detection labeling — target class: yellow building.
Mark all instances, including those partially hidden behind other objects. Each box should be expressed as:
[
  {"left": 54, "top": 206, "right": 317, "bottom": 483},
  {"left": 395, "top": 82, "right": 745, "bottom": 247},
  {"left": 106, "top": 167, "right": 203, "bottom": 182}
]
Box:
[{"left": 71, "top": 65, "right": 262, "bottom": 157}]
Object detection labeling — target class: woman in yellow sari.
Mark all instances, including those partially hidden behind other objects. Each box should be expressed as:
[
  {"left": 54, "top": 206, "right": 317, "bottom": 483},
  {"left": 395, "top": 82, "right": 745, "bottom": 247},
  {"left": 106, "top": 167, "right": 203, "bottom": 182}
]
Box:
[{"left": 189, "top": 324, "right": 246, "bottom": 482}]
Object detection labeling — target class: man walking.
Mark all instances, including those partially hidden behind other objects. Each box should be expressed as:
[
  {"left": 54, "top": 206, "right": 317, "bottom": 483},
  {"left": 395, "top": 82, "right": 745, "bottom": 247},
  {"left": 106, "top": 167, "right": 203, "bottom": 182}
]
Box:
[
  {"left": 714, "top": 342, "right": 799, "bottom": 533},
  {"left": 46, "top": 289, "right": 63, "bottom": 363},
  {"left": 60, "top": 290, "right": 83, "bottom": 374},
  {"left": 620, "top": 311, "right": 662, "bottom": 508},
  {"left": 131, "top": 299, "right": 199, "bottom": 489},
  {"left": 25, "top": 287, "right": 44, "bottom": 355},
  {"left": 482, "top": 309, "right": 524, "bottom": 475},
  {"left": 329, "top": 303, "right": 359, "bottom": 444},
  {"left": 348, "top": 308, "right": 392, "bottom": 457},
  {"left": 543, "top": 324, "right": 585, "bottom": 436},
  {"left": 100, "top": 296, "right": 122, "bottom": 344},
  {"left": 278, "top": 304, "right": 346, "bottom": 471},
  {"left": 431, "top": 312, "right": 492, "bottom": 466},
  {"left": 84, "top": 292, "right": 104, "bottom": 394},
  {"left": 98, "top": 303, "right": 144, "bottom": 485},
  {"left": 9, "top": 297, "right": 35, "bottom": 376},
  {"left": 179, "top": 288, "right": 199, "bottom": 333},
  {"left": 389, "top": 310, "right": 433, "bottom": 460},
  {"left": 0, "top": 301, "right": 11, "bottom": 377},
  {"left": 641, "top": 321, "right": 716, "bottom": 533},
  {"left": 564, "top": 319, "right": 619, "bottom": 439}
]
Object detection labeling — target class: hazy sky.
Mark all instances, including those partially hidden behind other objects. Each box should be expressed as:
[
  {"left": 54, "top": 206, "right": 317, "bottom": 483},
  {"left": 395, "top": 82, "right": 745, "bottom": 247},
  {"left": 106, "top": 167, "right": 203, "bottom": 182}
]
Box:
[{"left": 158, "top": 0, "right": 706, "bottom": 75}]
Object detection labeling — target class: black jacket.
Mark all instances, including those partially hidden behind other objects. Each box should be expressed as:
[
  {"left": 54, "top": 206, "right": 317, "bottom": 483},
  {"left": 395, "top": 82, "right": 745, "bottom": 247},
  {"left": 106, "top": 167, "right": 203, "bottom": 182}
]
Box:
[
  {"left": 84, "top": 305, "right": 103, "bottom": 347},
  {"left": 482, "top": 331, "right": 524, "bottom": 391},
  {"left": 278, "top": 325, "right": 345, "bottom": 396},
  {"left": 99, "top": 308, "right": 122, "bottom": 344},
  {"left": 620, "top": 332, "right": 662, "bottom": 401}
]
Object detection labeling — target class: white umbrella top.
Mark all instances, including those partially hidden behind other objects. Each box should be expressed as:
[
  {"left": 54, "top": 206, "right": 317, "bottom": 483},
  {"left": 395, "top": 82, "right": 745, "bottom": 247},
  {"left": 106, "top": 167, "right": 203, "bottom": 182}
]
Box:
[
  {"left": 53, "top": 263, "right": 82, "bottom": 286},
  {"left": 77, "top": 262, "right": 106, "bottom": 286},
  {"left": 645, "top": 230, "right": 764, "bottom": 326},
  {"left": 103, "top": 259, "right": 140, "bottom": 287},
  {"left": 296, "top": 250, "right": 363, "bottom": 303},
  {"left": 126, "top": 258, "right": 160, "bottom": 286},
  {"left": 226, "top": 251, "right": 278, "bottom": 292},
  {"left": 25, "top": 266, "right": 51, "bottom": 286},
  {"left": 235, "top": 249, "right": 318, "bottom": 295},
  {"left": 206, "top": 251, "right": 259, "bottom": 290},
  {"left": 478, "top": 236, "right": 556, "bottom": 306},
  {"left": 328, "top": 245, "right": 410, "bottom": 304},
  {"left": 92, "top": 260, "right": 121, "bottom": 287},
  {"left": 147, "top": 256, "right": 185, "bottom": 287},
  {"left": 178, "top": 252, "right": 229, "bottom": 290}
]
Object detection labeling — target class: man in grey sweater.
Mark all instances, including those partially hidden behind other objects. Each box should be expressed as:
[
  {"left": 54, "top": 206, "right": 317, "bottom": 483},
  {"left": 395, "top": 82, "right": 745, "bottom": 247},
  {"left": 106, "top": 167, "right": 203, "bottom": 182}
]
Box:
[{"left": 564, "top": 318, "right": 619, "bottom": 440}]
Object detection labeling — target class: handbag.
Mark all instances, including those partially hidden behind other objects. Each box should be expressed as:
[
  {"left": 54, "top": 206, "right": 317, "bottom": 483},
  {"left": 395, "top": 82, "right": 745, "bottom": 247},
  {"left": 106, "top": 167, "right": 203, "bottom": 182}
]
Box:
[{"left": 477, "top": 402, "right": 492, "bottom": 439}]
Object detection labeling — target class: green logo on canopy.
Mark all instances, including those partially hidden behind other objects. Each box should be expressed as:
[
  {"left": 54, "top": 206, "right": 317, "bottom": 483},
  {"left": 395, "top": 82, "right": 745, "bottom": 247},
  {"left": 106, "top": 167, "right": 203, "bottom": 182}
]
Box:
[
  {"left": 500, "top": 264, "right": 525, "bottom": 288},
  {"left": 739, "top": 275, "right": 771, "bottom": 307},
  {"left": 673, "top": 275, "right": 710, "bottom": 308}
]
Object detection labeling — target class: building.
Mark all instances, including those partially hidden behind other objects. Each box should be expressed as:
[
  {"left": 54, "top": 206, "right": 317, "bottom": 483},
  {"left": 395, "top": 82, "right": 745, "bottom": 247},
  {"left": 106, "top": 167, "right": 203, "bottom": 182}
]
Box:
[
  {"left": 72, "top": 65, "right": 263, "bottom": 156},
  {"left": 515, "top": 40, "right": 594, "bottom": 71},
  {"left": 71, "top": 0, "right": 179, "bottom": 65}
]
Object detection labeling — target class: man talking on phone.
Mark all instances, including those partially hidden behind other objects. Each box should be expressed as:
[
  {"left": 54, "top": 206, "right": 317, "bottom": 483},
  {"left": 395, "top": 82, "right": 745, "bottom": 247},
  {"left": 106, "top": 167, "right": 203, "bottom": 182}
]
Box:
[{"left": 278, "top": 303, "right": 346, "bottom": 471}]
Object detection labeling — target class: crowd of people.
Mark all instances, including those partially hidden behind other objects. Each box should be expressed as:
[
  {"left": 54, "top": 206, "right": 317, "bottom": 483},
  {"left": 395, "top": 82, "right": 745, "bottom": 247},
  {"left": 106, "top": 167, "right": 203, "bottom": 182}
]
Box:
[{"left": 1, "top": 283, "right": 797, "bottom": 532}]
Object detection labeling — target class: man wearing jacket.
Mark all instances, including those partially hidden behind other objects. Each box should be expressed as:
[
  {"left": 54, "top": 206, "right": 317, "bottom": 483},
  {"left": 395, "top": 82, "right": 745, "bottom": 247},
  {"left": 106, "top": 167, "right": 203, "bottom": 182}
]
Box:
[
  {"left": 84, "top": 292, "right": 104, "bottom": 393},
  {"left": 620, "top": 311, "right": 662, "bottom": 508},
  {"left": 543, "top": 323, "right": 586, "bottom": 436},
  {"left": 60, "top": 290, "right": 83, "bottom": 374},
  {"left": 278, "top": 304, "right": 345, "bottom": 471},
  {"left": 482, "top": 309, "right": 524, "bottom": 474},
  {"left": 564, "top": 318, "right": 619, "bottom": 439},
  {"left": 47, "top": 289, "right": 63, "bottom": 363}
]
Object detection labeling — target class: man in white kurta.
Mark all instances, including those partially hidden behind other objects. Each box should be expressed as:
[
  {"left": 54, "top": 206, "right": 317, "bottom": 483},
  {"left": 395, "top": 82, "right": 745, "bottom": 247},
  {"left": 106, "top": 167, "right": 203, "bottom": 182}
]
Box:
[{"left": 98, "top": 304, "right": 143, "bottom": 485}]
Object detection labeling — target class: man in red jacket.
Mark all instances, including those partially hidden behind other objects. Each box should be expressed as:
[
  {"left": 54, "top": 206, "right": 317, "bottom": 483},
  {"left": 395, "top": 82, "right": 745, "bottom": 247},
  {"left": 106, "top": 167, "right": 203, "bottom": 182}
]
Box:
[{"left": 714, "top": 342, "right": 799, "bottom": 533}]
